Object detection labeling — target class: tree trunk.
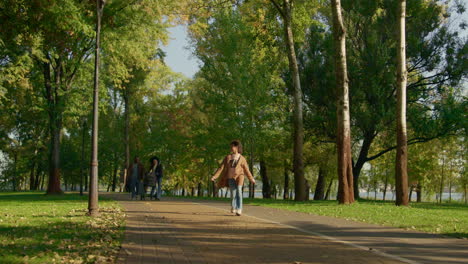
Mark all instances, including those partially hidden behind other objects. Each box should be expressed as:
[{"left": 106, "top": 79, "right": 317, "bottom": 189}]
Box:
[
  {"left": 374, "top": 180, "right": 378, "bottom": 200},
  {"left": 439, "top": 155, "right": 445, "bottom": 204},
  {"left": 383, "top": 169, "right": 389, "bottom": 201},
  {"left": 12, "top": 151, "right": 18, "bottom": 191},
  {"left": 332, "top": 0, "right": 354, "bottom": 204},
  {"left": 464, "top": 183, "right": 467, "bottom": 204},
  {"left": 271, "top": 0, "right": 305, "bottom": 201},
  {"left": 314, "top": 166, "right": 326, "bottom": 200},
  {"left": 124, "top": 91, "right": 130, "bottom": 174},
  {"left": 416, "top": 183, "right": 422, "bottom": 202},
  {"left": 395, "top": 0, "right": 409, "bottom": 206},
  {"left": 40, "top": 171, "right": 45, "bottom": 191},
  {"left": 286, "top": 4, "right": 305, "bottom": 202},
  {"left": 352, "top": 134, "right": 374, "bottom": 199},
  {"left": 46, "top": 112, "right": 63, "bottom": 194},
  {"left": 43, "top": 58, "right": 64, "bottom": 195},
  {"left": 88, "top": 0, "right": 104, "bottom": 216},
  {"left": 29, "top": 156, "right": 36, "bottom": 191},
  {"left": 112, "top": 163, "right": 117, "bottom": 192},
  {"left": 260, "top": 160, "right": 271, "bottom": 198},
  {"left": 305, "top": 180, "right": 310, "bottom": 201},
  {"left": 283, "top": 164, "right": 289, "bottom": 200},
  {"left": 198, "top": 182, "right": 202, "bottom": 197},
  {"left": 325, "top": 178, "right": 334, "bottom": 200},
  {"left": 34, "top": 161, "right": 42, "bottom": 190},
  {"left": 449, "top": 161, "right": 452, "bottom": 203}
]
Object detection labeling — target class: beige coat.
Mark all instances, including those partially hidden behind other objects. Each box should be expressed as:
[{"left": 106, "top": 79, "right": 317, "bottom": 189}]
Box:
[{"left": 212, "top": 154, "right": 254, "bottom": 188}]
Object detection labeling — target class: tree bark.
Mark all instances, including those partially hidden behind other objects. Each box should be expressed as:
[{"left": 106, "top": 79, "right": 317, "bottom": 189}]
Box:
[
  {"left": 332, "top": 0, "right": 354, "bottom": 204},
  {"left": 314, "top": 166, "right": 326, "bottom": 200},
  {"left": 124, "top": 91, "right": 130, "bottom": 173},
  {"left": 271, "top": 0, "right": 305, "bottom": 201},
  {"left": 34, "top": 161, "right": 42, "bottom": 190},
  {"left": 283, "top": 164, "right": 289, "bottom": 200},
  {"left": 29, "top": 152, "right": 37, "bottom": 190},
  {"left": 12, "top": 151, "right": 18, "bottom": 191},
  {"left": 260, "top": 160, "right": 271, "bottom": 198},
  {"left": 325, "top": 178, "right": 334, "bottom": 200},
  {"left": 47, "top": 110, "right": 63, "bottom": 194},
  {"left": 42, "top": 58, "right": 63, "bottom": 195},
  {"left": 352, "top": 134, "right": 375, "bottom": 199},
  {"left": 112, "top": 163, "right": 117, "bottom": 192},
  {"left": 197, "top": 182, "right": 202, "bottom": 197},
  {"left": 394, "top": 0, "right": 409, "bottom": 206},
  {"left": 439, "top": 155, "right": 445, "bottom": 204}
]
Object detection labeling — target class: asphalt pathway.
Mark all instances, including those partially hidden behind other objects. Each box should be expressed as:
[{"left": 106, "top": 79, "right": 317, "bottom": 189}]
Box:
[{"left": 105, "top": 194, "right": 467, "bottom": 264}]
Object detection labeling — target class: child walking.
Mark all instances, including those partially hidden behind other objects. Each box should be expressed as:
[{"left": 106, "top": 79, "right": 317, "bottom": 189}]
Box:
[{"left": 211, "top": 140, "right": 255, "bottom": 216}]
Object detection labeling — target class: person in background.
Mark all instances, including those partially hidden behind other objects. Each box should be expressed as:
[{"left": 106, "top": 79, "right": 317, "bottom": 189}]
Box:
[
  {"left": 128, "top": 156, "right": 145, "bottom": 200},
  {"left": 144, "top": 157, "right": 158, "bottom": 200},
  {"left": 149, "top": 156, "right": 163, "bottom": 200},
  {"left": 211, "top": 140, "right": 255, "bottom": 216}
]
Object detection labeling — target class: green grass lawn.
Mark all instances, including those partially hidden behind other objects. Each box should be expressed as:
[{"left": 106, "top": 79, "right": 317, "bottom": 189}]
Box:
[
  {"left": 0, "top": 192, "right": 125, "bottom": 264},
  {"left": 173, "top": 195, "right": 468, "bottom": 239}
]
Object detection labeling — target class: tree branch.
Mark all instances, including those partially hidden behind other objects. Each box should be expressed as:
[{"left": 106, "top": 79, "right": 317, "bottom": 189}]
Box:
[{"left": 270, "top": 0, "right": 285, "bottom": 19}]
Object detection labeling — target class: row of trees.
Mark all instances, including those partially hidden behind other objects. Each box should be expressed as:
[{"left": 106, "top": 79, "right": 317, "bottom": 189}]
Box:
[{"left": 0, "top": 0, "right": 466, "bottom": 205}]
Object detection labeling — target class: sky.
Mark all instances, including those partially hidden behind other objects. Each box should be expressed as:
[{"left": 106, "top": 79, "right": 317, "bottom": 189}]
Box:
[{"left": 162, "top": 25, "right": 200, "bottom": 79}]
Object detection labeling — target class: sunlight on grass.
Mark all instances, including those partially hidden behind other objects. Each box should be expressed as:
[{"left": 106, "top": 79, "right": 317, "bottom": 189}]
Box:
[
  {"left": 0, "top": 192, "right": 125, "bottom": 264},
  {"left": 246, "top": 199, "right": 468, "bottom": 239},
  {"left": 171, "top": 195, "right": 468, "bottom": 239}
]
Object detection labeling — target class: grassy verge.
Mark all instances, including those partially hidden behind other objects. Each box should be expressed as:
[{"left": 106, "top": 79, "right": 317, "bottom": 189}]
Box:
[
  {"left": 170, "top": 195, "right": 468, "bottom": 239},
  {"left": 0, "top": 192, "right": 125, "bottom": 264}
]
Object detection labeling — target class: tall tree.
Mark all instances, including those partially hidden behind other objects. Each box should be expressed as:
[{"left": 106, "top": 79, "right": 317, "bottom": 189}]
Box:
[
  {"left": 395, "top": 0, "right": 409, "bottom": 206},
  {"left": 270, "top": 0, "right": 306, "bottom": 201},
  {"left": 331, "top": 0, "right": 354, "bottom": 204}
]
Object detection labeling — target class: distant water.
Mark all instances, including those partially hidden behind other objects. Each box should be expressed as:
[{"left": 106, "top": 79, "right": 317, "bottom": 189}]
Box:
[{"left": 216, "top": 189, "right": 465, "bottom": 202}]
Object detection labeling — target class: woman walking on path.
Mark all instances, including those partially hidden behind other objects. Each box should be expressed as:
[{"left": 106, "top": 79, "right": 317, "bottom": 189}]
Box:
[
  {"left": 145, "top": 156, "right": 163, "bottom": 200},
  {"left": 211, "top": 140, "right": 255, "bottom": 216},
  {"left": 128, "top": 156, "right": 145, "bottom": 200}
]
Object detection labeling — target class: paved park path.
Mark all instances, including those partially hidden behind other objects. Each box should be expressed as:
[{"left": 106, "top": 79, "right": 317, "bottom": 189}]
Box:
[{"left": 105, "top": 193, "right": 468, "bottom": 264}]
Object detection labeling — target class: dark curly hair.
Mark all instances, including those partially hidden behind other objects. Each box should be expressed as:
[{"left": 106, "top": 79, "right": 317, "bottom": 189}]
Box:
[{"left": 230, "top": 140, "right": 243, "bottom": 154}]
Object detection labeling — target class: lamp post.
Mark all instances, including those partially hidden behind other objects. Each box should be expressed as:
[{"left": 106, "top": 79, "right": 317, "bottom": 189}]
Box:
[{"left": 88, "top": 0, "right": 105, "bottom": 216}]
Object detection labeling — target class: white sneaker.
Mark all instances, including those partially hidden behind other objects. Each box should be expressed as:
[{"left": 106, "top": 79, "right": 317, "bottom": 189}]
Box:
[
  {"left": 231, "top": 207, "right": 235, "bottom": 213},
  {"left": 236, "top": 209, "right": 242, "bottom": 216}
]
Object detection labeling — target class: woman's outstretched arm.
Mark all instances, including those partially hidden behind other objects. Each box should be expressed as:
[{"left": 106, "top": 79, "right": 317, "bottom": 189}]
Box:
[
  {"left": 211, "top": 157, "right": 226, "bottom": 181},
  {"left": 241, "top": 159, "right": 255, "bottom": 184}
]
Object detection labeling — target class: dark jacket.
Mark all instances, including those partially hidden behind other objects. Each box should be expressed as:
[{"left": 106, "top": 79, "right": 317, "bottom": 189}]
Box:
[
  {"left": 127, "top": 162, "right": 145, "bottom": 182},
  {"left": 145, "top": 164, "right": 163, "bottom": 186}
]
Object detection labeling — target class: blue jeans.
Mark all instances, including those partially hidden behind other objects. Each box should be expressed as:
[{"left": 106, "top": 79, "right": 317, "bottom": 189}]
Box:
[
  {"left": 130, "top": 178, "right": 140, "bottom": 199},
  {"left": 229, "top": 179, "right": 242, "bottom": 210},
  {"left": 150, "top": 177, "right": 162, "bottom": 199}
]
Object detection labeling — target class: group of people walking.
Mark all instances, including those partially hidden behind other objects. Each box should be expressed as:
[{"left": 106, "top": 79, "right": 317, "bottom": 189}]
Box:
[
  {"left": 125, "top": 156, "right": 164, "bottom": 200},
  {"left": 121, "top": 140, "right": 255, "bottom": 216}
]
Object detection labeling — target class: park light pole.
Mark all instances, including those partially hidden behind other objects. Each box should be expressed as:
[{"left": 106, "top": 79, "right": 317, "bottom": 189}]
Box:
[{"left": 88, "top": 0, "right": 105, "bottom": 216}]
